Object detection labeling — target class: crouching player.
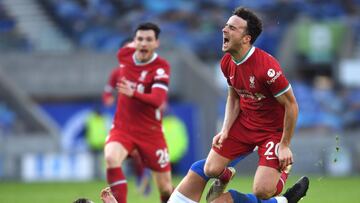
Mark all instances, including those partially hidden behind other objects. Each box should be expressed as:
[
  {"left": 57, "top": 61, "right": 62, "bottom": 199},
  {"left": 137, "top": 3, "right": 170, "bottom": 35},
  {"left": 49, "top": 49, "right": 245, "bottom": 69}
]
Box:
[{"left": 168, "top": 7, "right": 309, "bottom": 203}]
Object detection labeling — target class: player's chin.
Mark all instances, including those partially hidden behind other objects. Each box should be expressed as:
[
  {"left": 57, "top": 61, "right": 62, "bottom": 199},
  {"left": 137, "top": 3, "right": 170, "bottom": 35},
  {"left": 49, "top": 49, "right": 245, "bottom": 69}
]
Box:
[{"left": 222, "top": 46, "right": 229, "bottom": 52}]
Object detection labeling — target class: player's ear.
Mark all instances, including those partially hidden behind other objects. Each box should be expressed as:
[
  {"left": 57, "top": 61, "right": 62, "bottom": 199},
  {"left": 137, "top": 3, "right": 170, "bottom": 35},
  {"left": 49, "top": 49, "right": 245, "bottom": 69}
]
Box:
[
  {"left": 155, "top": 39, "right": 160, "bottom": 48},
  {"left": 243, "top": 35, "right": 251, "bottom": 44}
]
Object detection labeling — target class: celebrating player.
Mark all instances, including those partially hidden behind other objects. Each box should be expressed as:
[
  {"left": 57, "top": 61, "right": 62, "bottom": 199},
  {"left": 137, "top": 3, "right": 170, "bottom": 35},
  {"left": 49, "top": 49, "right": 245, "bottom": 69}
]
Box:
[
  {"left": 168, "top": 7, "right": 309, "bottom": 203},
  {"left": 104, "top": 22, "right": 173, "bottom": 203}
]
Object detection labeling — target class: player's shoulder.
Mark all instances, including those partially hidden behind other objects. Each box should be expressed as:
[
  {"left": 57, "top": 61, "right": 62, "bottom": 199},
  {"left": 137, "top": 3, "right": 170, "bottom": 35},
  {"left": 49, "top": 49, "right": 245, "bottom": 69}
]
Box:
[
  {"left": 155, "top": 55, "right": 171, "bottom": 70},
  {"left": 255, "top": 47, "right": 280, "bottom": 66},
  {"left": 220, "top": 53, "right": 232, "bottom": 67},
  {"left": 117, "top": 47, "right": 135, "bottom": 59}
]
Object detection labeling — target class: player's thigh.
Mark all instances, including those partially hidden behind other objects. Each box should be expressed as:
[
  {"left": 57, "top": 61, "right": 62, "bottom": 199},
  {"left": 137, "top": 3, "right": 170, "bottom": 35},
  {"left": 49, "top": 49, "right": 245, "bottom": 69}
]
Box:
[
  {"left": 104, "top": 142, "right": 129, "bottom": 167},
  {"left": 152, "top": 170, "right": 172, "bottom": 193},
  {"left": 252, "top": 165, "right": 280, "bottom": 197},
  {"left": 104, "top": 128, "right": 135, "bottom": 167},
  {"left": 211, "top": 192, "right": 234, "bottom": 203},
  {"left": 136, "top": 134, "right": 171, "bottom": 172},
  {"left": 206, "top": 136, "right": 253, "bottom": 177},
  {"left": 204, "top": 149, "right": 232, "bottom": 177},
  {"left": 175, "top": 170, "right": 208, "bottom": 202}
]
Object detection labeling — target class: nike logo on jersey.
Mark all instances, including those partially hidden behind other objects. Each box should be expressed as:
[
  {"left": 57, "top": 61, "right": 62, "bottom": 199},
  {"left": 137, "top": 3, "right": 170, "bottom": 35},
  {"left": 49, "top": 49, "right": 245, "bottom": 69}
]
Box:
[{"left": 265, "top": 156, "right": 278, "bottom": 160}]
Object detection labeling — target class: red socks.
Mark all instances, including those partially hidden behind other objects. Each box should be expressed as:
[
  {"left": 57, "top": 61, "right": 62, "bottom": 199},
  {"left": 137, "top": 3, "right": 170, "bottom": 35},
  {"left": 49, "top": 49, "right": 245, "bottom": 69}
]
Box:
[
  {"left": 275, "top": 171, "right": 289, "bottom": 195},
  {"left": 160, "top": 194, "right": 171, "bottom": 203},
  {"left": 160, "top": 187, "right": 174, "bottom": 203},
  {"left": 107, "top": 167, "right": 127, "bottom": 203},
  {"left": 218, "top": 168, "right": 233, "bottom": 183}
]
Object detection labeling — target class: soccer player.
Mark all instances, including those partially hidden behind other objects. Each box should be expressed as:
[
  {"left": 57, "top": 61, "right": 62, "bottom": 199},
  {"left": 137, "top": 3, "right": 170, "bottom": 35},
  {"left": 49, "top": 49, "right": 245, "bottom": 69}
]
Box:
[
  {"left": 103, "top": 63, "right": 152, "bottom": 196},
  {"left": 104, "top": 22, "right": 173, "bottom": 203},
  {"left": 168, "top": 7, "right": 308, "bottom": 203}
]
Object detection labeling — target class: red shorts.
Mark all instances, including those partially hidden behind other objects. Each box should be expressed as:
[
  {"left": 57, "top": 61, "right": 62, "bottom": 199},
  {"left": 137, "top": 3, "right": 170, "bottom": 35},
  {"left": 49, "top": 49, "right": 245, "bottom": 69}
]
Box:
[
  {"left": 106, "top": 128, "right": 171, "bottom": 172},
  {"left": 213, "top": 122, "right": 282, "bottom": 170}
]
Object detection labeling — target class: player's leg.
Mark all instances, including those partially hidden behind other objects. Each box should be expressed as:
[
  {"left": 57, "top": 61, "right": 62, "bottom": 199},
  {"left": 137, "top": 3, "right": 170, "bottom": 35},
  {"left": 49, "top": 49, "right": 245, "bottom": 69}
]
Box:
[
  {"left": 104, "top": 142, "right": 129, "bottom": 203},
  {"left": 252, "top": 166, "right": 282, "bottom": 199},
  {"left": 136, "top": 133, "right": 173, "bottom": 203},
  {"left": 104, "top": 129, "right": 133, "bottom": 203},
  {"left": 168, "top": 167, "right": 207, "bottom": 203},
  {"left": 152, "top": 170, "right": 174, "bottom": 203},
  {"left": 253, "top": 138, "right": 291, "bottom": 198},
  {"left": 204, "top": 149, "right": 233, "bottom": 180},
  {"left": 211, "top": 176, "right": 309, "bottom": 203},
  {"left": 129, "top": 150, "right": 151, "bottom": 196},
  {"left": 205, "top": 135, "right": 255, "bottom": 202},
  {"left": 211, "top": 190, "right": 286, "bottom": 203},
  {"left": 168, "top": 155, "right": 248, "bottom": 203}
]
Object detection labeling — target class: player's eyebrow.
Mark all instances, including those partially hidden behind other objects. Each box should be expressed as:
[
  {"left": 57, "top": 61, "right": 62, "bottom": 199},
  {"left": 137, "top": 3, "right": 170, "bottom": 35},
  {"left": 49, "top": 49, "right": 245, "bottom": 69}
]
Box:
[{"left": 225, "top": 23, "right": 246, "bottom": 30}]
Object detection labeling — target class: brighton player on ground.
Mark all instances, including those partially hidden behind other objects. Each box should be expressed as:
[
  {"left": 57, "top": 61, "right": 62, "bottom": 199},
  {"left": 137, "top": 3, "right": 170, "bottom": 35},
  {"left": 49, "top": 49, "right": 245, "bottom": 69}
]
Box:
[
  {"left": 168, "top": 7, "right": 309, "bottom": 203},
  {"left": 104, "top": 22, "right": 173, "bottom": 203}
]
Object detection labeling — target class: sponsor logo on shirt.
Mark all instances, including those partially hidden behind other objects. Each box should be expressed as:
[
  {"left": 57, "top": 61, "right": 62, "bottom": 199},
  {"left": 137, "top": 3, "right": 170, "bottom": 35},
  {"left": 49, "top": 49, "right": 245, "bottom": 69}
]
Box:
[
  {"left": 267, "top": 71, "right": 282, "bottom": 84},
  {"left": 267, "top": 68, "right": 276, "bottom": 77},
  {"left": 234, "top": 89, "right": 266, "bottom": 101},
  {"left": 154, "top": 68, "right": 169, "bottom": 80},
  {"left": 156, "top": 68, "right": 165, "bottom": 75}
]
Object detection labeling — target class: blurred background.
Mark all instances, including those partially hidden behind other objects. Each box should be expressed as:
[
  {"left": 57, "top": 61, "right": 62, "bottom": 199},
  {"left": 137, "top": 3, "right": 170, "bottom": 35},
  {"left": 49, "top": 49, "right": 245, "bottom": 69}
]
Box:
[{"left": 0, "top": 0, "right": 360, "bottom": 186}]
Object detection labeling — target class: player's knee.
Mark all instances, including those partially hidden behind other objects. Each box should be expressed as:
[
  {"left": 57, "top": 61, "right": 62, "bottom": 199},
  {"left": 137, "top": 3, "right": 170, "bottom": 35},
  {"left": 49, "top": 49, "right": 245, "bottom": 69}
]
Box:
[
  {"left": 204, "top": 161, "right": 223, "bottom": 178},
  {"left": 104, "top": 153, "right": 119, "bottom": 167},
  {"left": 190, "top": 159, "right": 210, "bottom": 181},
  {"left": 253, "top": 185, "right": 275, "bottom": 199},
  {"left": 158, "top": 182, "right": 173, "bottom": 195}
]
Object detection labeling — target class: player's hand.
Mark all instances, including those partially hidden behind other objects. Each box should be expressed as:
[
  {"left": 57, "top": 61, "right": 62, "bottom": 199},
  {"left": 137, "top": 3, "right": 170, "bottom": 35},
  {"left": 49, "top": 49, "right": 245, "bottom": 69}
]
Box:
[
  {"left": 277, "top": 143, "right": 293, "bottom": 171},
  {"left": 100, "top": 187, "right": 118, "bottom": 203},
  {"left": 118, "top": 78, "right": 135, "bottom": 97},
  {"left": 212, "top": 131, "right": 228, "bottom": 149}
]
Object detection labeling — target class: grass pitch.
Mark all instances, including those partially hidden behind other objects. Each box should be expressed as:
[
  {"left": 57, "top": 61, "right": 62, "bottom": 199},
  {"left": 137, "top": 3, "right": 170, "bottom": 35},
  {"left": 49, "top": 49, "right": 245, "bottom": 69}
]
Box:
[{"left": 0, "top": 176, "right": 359, "bottom": 203}]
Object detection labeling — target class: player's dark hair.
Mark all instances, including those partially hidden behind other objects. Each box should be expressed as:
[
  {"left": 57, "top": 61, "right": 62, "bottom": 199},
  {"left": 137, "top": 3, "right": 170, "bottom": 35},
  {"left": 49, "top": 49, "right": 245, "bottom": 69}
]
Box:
[
  {"left": 73, "top": 198, "right": 93, "bottom": 203},
  {"left": 135, "top": 22, "right": 161, "bottom": 39},
  {"left": 233, "top": 7, "right": 262, "bottom": 44}
]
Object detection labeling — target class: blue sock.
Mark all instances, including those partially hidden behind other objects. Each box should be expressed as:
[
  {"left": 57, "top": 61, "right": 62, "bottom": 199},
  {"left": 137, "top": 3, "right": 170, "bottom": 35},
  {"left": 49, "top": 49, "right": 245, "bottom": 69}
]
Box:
[{"left": 229, "top": 190, "right": 279, "bottom": 203}]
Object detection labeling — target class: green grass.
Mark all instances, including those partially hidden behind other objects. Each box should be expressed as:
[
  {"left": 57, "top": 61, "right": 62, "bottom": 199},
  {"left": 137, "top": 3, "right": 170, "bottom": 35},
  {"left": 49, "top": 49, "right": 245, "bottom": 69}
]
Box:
[{"left": 0, "top": 176, "right": 359, "bottom": 203}]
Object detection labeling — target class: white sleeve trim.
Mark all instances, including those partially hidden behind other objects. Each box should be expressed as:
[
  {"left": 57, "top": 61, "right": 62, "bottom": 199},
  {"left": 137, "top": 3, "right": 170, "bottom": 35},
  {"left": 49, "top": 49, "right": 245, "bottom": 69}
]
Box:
[
  {"left": 152, "top": 83, "right": 168, "bottom": 91},
  {"left": 274, "top": 84, "right": 291, "bottom": 97}
]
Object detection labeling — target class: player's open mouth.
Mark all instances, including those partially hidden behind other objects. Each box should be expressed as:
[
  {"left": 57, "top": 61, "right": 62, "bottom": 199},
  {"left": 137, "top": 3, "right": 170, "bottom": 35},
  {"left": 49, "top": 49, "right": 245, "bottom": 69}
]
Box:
[
  {"left": 223, "top": 37, "right": 229, "bottom": 45},
  {"left": 140, "top": 49, "right": 148, "bottom": 54}
]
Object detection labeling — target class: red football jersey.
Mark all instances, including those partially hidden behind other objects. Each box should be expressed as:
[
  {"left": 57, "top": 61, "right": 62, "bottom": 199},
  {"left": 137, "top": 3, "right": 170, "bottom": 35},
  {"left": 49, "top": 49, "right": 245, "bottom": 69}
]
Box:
[
  {"left": 113, "top": 47, "right": 170, "bottom": 134},
  {"left": 221, "top": 46, "right": 291, "bottom": 133}
]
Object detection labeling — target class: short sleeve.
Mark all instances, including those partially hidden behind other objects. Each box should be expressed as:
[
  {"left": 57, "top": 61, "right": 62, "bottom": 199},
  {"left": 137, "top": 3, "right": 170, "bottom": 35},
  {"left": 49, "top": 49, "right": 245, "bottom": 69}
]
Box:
[
  {"left": 153, "top": 62, "right": 170, "bottom": 91},
  {"left": 263, "top": 58, "right": 290, "bottom": 97}
]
